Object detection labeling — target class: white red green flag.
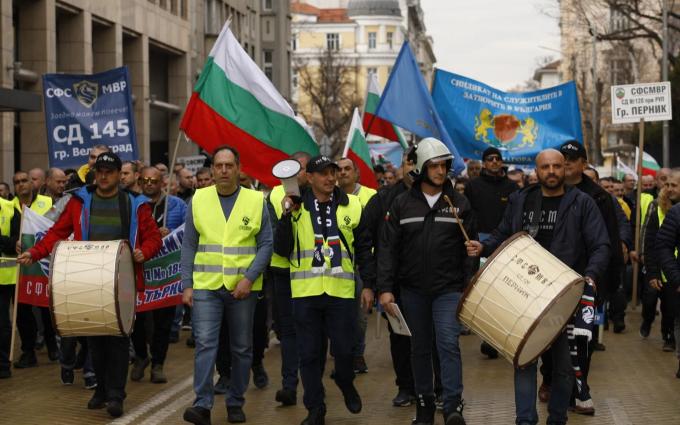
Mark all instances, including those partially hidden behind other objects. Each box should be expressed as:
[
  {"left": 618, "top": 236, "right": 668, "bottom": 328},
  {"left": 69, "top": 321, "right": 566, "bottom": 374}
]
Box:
[
  {"left": 343, "top": 108, "right": 378, "bottom": 189},
  {"left": 19, "top": 207, "right": 53, "bottom": 307},
  {"left": 363, "top": 72, "right": 407, "bottom": 149},
  {"left": 635, "top": 147, "right": 661, "bottom": 176},
  {"left": 180, "top": 22, "right": 318, "bottom": 187}
]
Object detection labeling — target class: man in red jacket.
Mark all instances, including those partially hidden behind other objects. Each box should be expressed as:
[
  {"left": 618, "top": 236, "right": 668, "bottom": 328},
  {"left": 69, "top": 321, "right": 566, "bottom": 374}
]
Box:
[{"left": 17, "top": 152, "right": 162, "bottom": 418}]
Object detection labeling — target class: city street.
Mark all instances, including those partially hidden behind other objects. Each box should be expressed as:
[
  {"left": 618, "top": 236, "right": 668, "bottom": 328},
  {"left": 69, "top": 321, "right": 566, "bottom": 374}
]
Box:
[{"left": 1, "top": 310, "right": 678, "bottom": 425}]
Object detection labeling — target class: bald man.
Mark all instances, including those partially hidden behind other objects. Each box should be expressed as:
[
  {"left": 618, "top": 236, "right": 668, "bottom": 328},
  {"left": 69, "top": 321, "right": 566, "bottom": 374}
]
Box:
[
  {"left": 641, "top": 175, "right": 656, "bottom": 193},
  {"left": 466, "top": 149, "right": 610, "bottom": 425},
  {"left": 29, "top": 168, "right": 46, "bottom": 193},
  {"left": 45, "top": 168, "right": 67, "bottom": 202}
]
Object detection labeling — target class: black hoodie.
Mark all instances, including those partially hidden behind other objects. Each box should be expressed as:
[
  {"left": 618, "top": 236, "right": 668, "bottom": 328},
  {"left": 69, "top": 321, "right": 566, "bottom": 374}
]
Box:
[{"left": 464, "top": 169, "right": 519, "bottom": 234}]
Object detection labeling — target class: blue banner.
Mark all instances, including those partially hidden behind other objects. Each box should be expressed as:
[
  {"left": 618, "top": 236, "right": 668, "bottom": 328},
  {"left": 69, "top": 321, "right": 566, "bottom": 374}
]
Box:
[
  {"left": 43, "top": 66, "right": 138, "bottom": 168},
  {"left": 432, "top": 70, "right": 583, "bottom": 164}
]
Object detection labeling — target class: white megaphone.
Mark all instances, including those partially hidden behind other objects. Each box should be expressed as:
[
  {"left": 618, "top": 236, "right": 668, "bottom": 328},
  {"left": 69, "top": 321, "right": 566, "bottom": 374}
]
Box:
[{"left": 272, "top": 159, "right": 302, "bottom": 210}]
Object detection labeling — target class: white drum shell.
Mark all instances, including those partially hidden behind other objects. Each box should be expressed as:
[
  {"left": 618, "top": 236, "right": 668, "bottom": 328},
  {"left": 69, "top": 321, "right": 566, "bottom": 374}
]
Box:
[
  {"left": 457, "top": 232, "right": 585, "bottom": 367},
  {"left": 49, "top": 240, "right": 136, "bottom": 337}
]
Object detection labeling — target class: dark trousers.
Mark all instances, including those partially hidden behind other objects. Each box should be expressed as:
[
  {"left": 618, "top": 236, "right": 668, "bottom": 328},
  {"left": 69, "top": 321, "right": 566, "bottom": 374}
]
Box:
[
  {"left": 217, "top": 292, "right": 268, "bottom": 377},
  {"left": 60, "top": 337, "right": 94, "bottom": 376},
  {"left": 89, "top": 336, "right": 129, "bottom": 402},
  {"left": 132, "top": 305, "right": 176, "bottom": 366},
  {"left": 0, "top": 285, "right": 13, "bottom": 371},
  {"left": 642, "top": 282, "right": 677, "bottom": 340},
  {"left": 293, "top": 294, "right": 356, "bottom": 410},
  {"left": 16, "top": 303, "right": 56, "bottom": 353},
  {"left": 607, "top": 273, "right": 628, "bottom": 323},
  {"left": 386, "top": 317, "right": 414, "bottom": 392},
  {"left": 272, "top": 269, "right": 299, "bottom": 390}
]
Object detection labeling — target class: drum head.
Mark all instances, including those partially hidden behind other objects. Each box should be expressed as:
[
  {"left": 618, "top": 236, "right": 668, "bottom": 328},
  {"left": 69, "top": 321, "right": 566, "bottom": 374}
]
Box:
[
  {"left": 115, "top": 241, "right": 136, "bottom": 336},
  {"left": 272, "top": 159, "right": 301, "bottom": 179}
]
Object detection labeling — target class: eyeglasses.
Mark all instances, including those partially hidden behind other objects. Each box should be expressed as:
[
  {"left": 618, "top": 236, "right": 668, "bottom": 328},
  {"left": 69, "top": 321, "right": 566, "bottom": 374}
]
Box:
[
  {"left": 485, "top": 155, "right": 502, "bottom": 162},
  {"left": 141, "top": 178, "right": 160, "bottom": 185}
]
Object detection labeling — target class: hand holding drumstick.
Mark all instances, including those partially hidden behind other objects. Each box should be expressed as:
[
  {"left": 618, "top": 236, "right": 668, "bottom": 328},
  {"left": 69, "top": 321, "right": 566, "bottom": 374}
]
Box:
[{"left": 442, "top": 195, "right": 482, "bottom": 257}]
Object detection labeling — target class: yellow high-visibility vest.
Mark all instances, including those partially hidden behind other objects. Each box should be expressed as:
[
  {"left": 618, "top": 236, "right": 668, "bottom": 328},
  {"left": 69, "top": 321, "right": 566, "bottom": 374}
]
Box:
[
  {"left": 289, "top": 194, "right": 362, "bottom": 299},
  {"left": 0, "top": 198, "right": 16, "bottom": 285},
  {"left": 192, "top": 186, "right": 264, "bottom": 291},
  {"left": 355, "top": 185, "right": 376, "bottom": 208},
  {"left": 13, "top": 194, "right": 52, "bottom": 216}
]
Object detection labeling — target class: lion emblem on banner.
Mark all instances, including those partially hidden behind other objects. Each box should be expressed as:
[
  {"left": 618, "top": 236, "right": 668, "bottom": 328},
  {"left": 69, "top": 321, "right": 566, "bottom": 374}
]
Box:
[{"left": 474, "top": 108, "right": 538, "bottom": 148}]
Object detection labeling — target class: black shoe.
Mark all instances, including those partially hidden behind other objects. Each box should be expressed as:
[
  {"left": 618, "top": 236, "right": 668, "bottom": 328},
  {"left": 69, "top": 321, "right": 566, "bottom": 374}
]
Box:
[
  {"left": 340, "top": 384, "right": 362, "bottom": 414},
  {"left": 480, "top": 342, "right": 498, "bottom": 359},
  {"left": 107, "top": 399, "right": 124, "bottom": 418},
  {"left": 593, "top": 342, "right": 606, "bottom": 351},
  {"left": 392, "top": 389, "right": 416, "bottom": 407},
  {"left": 169, "top": 331, "right": 180, "bottom": 344},
  {"left": 443, "top": 400, "right": 466, "bottom": 425},
  {"left": 214, "top": 375, "right": 230, "bottom": 395},
  {"left": 13, "top": 351, "right": 37, "bottom": 369},
  {"left": 275, "top": 388, "right": 297, "bottom": 406},
  {"left": 186, "top": 335, "right": 196, "bottom": 348},
  {"left": 184, "top": 406, "right": 212, "bottom": 425},
  {"left": 639, "top": 320, "right": 652, "bottom": 338},
  {"left": 613, "top": 320, "right": 625, "bottom": 333},
  {"left": 412, "top": 394, "right": 436, "bottom": 425},
  {"left": 252, "top": 363, "right": 269, "bottom": 389},
  {"left": 0, "top": 368, "right": 11, "bottom": 379},
  {"left": 87, "top": 394, "right": 106, "bottom": 410},
  {"left": 61, "top": 367, "right": 74, "bottom": 385},
  {"left": 227, "top": 406, "right": 246, "bottom": 423},
  {"left": 130, "top": 357, "right": 150, "bottom": 381},
  {"left": 84, "top": 376, "right": 97, "bottom": 389},
  {"left": 662, "top": 339, "right": 675, "bottom": 352},
  {"left": 353, "top": 355, "right": 368, "bottom": 374},
  {"left": 301, "top": 404, "right": 326, "bottom": 425}
]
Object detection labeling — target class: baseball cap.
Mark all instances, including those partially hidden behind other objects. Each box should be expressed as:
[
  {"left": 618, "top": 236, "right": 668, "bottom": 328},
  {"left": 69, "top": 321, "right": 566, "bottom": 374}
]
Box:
[
  {"left": 93, "top": 151, "right": 122, "bottom": 170},
  {"left": 559, "top": 140, "right": 587, "bottom": 160},
  {"left": 306, "top": 155, "right": 339, "bottom": 173}
]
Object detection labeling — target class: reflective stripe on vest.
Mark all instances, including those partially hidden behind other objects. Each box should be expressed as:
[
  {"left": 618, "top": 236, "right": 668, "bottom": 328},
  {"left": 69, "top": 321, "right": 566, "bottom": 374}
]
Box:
[
  {"left": 0, "top": 198, "right": 16, "bottom": 285},
  {"left": 289, "top": 194, "right": 362, "bottom": 299},
  {"left": 192, "top": 186, "right": 264, "bottom": 291},
  {"left": 268, "top": 185, "right": 290, "bottom": 269}
]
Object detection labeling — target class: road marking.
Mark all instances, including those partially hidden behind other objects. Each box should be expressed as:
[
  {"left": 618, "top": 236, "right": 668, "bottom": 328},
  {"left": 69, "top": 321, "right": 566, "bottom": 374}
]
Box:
[
  {"left": 108, "top": 376, "right": 193, "bottom": 425},
  {"left": 138, "top": 391, "right": 195, "bottom": 425},
  {"left": 605, "top": 398, "right": 633, "bottom": 425}
]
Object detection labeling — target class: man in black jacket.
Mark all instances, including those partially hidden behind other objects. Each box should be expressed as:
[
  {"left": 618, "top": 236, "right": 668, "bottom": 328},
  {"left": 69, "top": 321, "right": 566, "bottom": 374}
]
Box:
[
  {"left": 466, "top": 149, "right": 610, "bottom": 425},
  {"left": 464, "top": 146, "right": 518, "bottom": 359},
  {"left": 378, "top": 138, "right": 477, "bottom": 425}
]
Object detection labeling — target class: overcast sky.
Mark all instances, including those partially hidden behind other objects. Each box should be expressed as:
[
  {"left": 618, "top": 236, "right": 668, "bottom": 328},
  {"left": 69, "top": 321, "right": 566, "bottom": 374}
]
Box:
[{"left": 420, "top": 0, "right": 560, "bottom": 91}]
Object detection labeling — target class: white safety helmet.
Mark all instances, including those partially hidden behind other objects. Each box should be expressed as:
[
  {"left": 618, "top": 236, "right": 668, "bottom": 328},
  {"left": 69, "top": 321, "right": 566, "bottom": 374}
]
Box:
[{"left": 409, "top": 137, "right": 453, "bottom": 176}]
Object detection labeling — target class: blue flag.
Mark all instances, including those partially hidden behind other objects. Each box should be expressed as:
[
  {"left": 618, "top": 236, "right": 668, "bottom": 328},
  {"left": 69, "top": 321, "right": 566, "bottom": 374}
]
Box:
[
  {"left": 372, "top": 42, "right": 465, "bottom": 175},
  {"left": 432, "top": 69, "right": 583, "bottom": 164}
]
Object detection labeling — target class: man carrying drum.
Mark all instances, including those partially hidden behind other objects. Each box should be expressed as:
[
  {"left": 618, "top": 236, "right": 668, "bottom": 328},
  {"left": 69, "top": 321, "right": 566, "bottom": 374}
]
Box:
[
  {"left": 466, "top": 149, "right": 610, "bottom": 425},
  {"left": 17, "top": 152, "right": 162, "bottom": 418}
]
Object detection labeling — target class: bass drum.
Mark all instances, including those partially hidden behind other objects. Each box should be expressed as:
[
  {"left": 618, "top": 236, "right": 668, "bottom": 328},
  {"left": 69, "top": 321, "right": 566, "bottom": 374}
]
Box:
[{"left": 49, "top": 240, "right": 136, "bottom": 337}]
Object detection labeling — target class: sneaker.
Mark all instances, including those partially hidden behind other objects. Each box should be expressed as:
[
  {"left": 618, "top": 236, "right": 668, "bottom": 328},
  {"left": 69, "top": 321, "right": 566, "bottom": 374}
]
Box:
[
  {"left": 184, "top": 406, "right": 212, "bottom": 425},
  {"left": 480, "top": 342, "right": 498, "bottom": 359},
  {"left": 275, "top": 388, "right": 297, "bottom": 406},
  {"left": 662, "top": 339, "right": 675, "bottom": 352},
  {"left": 443, "top": 400, "right": 466, "bottom": 425},
  {"left": 0, "top": 368, "right": 11, "bottom": 379},
  {"left": 130, "top": 357, "right": 150, "bottom": 381},
  {"left": 13, "top": 351, "right": 37, "bottom": 369},
  {"left": 252, "top": 363, "right": 269, "bottom": 389},
  {"left": 182, "top": 324, "right": 192, "bottom": 331},
  {"left": 214, "top": 375, "right": 230, "bottom": 395},
  {"left": 300, "top": 404, "right": 326, "bottom": 425},
  {"left": 227, "top": 406, "right": 246, "bottom": 423},
  {"left": 84, "top": 375, "right": 97, "bottom": 389},
  {"left": 353, "top": 356, "right": 368, "bottom": 374},
  {"left": 87, "top": 394, "right": 106, "bottom": 410},
  {"left": 639, "top": 320, "right": 652, "bottom": 338},
  {"left": 538, "top": 382, "right": 550, "bottom": 403},
  {"left": 613, "top": 320, "right": 626, "bottom": 333},
  {"left": 340, "top": 384, "right": 362, "bottom": 414},
  {"left": 61, "top": 367, "right": 74, "bottom": 385},
  {"left": 392, "top": 389, "right": 415, "bottom": 407},
  {"left": 151, "top": 364, "right": 168, "bottom": 383},
  {"left": 186, "top": 335, "right": 196, "bottom": 348},
  {"left": 573, "top": 398, "right": 595, "bottom": 415},
  {"left": 107, "top": 399, "right": 124, "bottom": 418}
]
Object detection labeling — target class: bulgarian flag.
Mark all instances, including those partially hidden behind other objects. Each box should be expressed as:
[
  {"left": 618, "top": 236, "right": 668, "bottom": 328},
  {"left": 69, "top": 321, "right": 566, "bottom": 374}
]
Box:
[
  {"left": 19, "top": 207, "right": 54, "bottom": 307},
  {"left": 180, "top": 22, "right": 318, "bottom": 187},
  {"left": 362, "top": 72, "right": 407, "bottom": 149},
  {"left": 635, "top": 147, "right": 661, "bottom": 176},
  {"left": 343, "top": 108, "right": 378, "bottom": 189}
]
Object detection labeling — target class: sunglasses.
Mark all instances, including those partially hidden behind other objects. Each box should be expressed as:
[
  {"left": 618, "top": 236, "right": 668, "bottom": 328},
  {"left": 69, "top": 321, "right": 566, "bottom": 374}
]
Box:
[
  {"left": 141, "top": 177, "right": 160, "bottom": 184},
  {"left": 484, "top": 155, "right": 502, "bottom": 162}
]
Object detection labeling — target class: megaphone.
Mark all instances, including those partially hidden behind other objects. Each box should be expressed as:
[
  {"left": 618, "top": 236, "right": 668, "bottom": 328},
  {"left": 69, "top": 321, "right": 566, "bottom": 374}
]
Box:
[{"left": 272, "top": 159, "right": 302, "bottom": 210}]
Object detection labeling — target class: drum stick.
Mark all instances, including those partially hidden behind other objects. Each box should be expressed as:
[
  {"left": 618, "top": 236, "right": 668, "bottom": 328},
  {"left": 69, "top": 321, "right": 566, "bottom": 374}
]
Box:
[
  {"left": 443, "top": 195, "right": 470, "bottom": 243},
  {"left": 9, "top": 209, "right": 26, "bottom": 363}
]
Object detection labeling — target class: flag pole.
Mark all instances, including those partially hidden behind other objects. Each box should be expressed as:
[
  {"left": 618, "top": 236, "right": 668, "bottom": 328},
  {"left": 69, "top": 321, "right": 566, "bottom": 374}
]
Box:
[
  {"left": 163, "top": 130, "right": 185, "bottom": 228},
  {"left": 9, "top": 208, "right": 26, "bottom": 363},
  {"left": 631, "top": 118, "right": 645, "bottom": 309}
]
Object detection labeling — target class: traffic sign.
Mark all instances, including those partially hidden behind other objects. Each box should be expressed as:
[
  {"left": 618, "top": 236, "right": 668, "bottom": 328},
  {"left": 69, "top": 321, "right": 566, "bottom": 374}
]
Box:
[{"left": 611, "top": 82, "right": 672, "bottom": 124}]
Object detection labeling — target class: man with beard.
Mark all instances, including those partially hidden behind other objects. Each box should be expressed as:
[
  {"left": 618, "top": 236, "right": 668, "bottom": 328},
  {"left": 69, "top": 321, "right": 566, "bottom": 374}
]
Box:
[
  {"left": 379, "top": 138, "right": 477, "bottom": 425},
  {"left": 466, "top": 149, "right": 610, "bottom": 425}
]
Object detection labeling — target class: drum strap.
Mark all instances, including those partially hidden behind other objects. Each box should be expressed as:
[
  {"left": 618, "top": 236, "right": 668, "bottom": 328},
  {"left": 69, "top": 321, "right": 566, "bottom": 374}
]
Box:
[
  {"left": 118, "top": 191, "right": 131, "bottom": 242},
  {"left": 525, "top": 187, "right": 542, "bottom": 238}
]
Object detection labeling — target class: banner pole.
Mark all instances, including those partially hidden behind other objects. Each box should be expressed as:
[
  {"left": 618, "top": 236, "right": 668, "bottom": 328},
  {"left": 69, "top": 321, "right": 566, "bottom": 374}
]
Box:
[
  {"left": 163, "top": 130, "right": 184, "bottom": 228},
  {"left": 9, "top": 209, "right": 26, "bottom": 363},
  {"left": 631, "top": 118, "right": 645, "bottom": 309}
]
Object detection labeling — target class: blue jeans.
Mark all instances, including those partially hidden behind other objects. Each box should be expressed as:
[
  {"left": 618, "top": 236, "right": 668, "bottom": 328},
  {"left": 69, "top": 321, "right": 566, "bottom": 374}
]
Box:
[
  {"left": 60, "top": 336, "right": 95, "bottom": 377},
  {"left": 514, "top": 330, "right": 573, "bottom": 425},
  {"left": 400, "top": 287, "right": 463, "bottom": 413},
  {"left": 191, "top": 288, "right": 258, "bottom": 409},
  {"left": 272, "top": 268, "right": 299, "bottom": 391}
]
